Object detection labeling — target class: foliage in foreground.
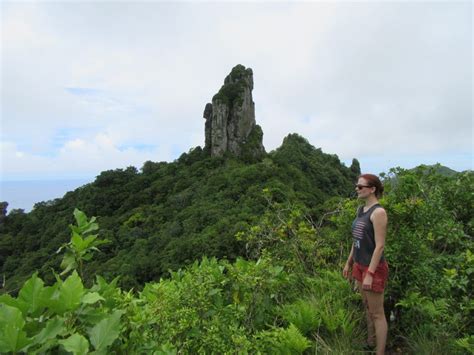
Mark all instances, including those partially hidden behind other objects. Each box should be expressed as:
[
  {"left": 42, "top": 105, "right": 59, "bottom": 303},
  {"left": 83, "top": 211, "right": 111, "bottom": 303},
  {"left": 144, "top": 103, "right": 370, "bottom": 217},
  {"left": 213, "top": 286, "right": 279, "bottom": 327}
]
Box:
[
  {"left": 0, "top": 210, "right": 363, "bottom": 353},
  {"left": 1, "top": 166, "right": 472, "bottom": 354}
]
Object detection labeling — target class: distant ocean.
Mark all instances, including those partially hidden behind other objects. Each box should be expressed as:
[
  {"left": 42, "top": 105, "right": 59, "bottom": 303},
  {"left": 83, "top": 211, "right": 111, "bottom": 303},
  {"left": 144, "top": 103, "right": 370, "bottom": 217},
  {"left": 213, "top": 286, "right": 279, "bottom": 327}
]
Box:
[{"left": 0, "top": 179, "right": 92, "bottom": 213}]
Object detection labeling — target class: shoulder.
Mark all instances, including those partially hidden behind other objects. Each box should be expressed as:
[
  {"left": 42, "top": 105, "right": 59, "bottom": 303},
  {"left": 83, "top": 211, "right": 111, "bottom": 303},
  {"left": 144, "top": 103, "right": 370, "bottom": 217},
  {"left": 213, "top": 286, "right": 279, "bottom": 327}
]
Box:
[
  {"left": 371, "top": 206, "right": 387, "bottom": 222},
  {"left": 373, "top": 206, "right": 386, "bottom": 216}
]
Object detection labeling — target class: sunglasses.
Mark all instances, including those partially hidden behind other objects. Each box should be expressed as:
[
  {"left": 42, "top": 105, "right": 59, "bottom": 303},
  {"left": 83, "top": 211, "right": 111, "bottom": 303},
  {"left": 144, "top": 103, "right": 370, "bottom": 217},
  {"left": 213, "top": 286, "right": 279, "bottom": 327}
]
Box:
[{"left": 355, "top": 184, "right": 372, "bottom": 190}]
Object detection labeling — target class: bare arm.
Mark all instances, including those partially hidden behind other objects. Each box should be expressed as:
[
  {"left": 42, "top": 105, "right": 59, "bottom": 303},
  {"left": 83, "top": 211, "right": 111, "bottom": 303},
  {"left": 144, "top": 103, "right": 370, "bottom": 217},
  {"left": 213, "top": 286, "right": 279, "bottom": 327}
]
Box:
[
  {"left": 346, "top": 243, "right": 354, "bottom": 265},
  {"left": 343, "top": 243, "right": 355, "bottom": 279},
  {"left": 368, "top": 207, "right": 387, "bottom": 273}
]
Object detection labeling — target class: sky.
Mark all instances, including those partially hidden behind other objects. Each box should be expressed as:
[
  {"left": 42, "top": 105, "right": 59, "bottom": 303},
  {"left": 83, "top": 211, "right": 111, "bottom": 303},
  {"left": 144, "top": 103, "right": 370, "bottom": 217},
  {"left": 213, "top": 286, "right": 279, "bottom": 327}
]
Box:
[{"left": 1, "top": 0, "right": 472, "bottom": 183}]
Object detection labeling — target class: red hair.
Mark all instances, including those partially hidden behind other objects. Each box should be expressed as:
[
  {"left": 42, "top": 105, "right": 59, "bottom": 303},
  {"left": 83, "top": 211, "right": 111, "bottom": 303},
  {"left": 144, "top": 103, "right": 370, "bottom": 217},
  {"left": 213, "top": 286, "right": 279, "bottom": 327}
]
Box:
[{"left": 359, "top": 173, "right": 384, "bottom": 198}]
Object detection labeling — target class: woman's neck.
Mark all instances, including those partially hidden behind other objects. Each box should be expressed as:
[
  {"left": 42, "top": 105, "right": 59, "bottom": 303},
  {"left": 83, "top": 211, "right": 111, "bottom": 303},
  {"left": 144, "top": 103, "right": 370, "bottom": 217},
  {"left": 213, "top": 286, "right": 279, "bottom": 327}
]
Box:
[{"left": 364, "top": 195, "right": 379, "bottom": 208}]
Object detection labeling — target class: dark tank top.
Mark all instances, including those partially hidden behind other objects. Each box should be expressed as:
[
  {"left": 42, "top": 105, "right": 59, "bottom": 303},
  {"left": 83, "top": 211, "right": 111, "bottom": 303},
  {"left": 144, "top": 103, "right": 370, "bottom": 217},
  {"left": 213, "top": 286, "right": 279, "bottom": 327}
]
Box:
[{"left": 352, "top": 204, "right": 385, "bottom": 266}]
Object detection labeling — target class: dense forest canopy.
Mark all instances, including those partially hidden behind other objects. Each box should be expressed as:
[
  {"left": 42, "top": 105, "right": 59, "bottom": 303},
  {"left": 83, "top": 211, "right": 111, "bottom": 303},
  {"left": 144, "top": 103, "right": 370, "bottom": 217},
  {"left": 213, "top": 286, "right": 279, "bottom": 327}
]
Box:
[{"left": 1, "top": 134, "right": 360, "bottom": 292}]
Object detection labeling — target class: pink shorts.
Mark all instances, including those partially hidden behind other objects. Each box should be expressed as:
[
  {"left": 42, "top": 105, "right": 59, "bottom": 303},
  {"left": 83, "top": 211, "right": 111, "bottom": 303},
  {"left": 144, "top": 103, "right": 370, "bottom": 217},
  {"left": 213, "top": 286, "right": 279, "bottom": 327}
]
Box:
[{"left": 352, "top": 261, "right": 388, "bottom": 293}]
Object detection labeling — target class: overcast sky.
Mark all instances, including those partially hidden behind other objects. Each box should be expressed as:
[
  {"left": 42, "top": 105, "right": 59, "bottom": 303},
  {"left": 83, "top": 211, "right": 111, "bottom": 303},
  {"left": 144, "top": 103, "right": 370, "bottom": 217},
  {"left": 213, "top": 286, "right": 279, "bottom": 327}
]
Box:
[{"left": 1, "top": 1, "right": 472, "bottom": 181}]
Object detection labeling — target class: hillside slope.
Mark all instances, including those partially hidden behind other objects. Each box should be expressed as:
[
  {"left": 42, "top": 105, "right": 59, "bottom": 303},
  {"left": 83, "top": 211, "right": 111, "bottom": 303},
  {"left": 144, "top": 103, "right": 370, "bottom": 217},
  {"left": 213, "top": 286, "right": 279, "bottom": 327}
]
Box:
[{"left": 1, "top": 134, "right": 360, "bottom": 291}]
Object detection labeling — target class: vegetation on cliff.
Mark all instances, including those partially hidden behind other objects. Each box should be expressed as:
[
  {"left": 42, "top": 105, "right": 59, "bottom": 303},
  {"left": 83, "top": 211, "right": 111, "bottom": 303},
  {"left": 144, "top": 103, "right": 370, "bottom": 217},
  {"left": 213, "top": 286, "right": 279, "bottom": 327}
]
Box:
[{"left": 212, "top": 64, "right": 252, "bottom": 108}]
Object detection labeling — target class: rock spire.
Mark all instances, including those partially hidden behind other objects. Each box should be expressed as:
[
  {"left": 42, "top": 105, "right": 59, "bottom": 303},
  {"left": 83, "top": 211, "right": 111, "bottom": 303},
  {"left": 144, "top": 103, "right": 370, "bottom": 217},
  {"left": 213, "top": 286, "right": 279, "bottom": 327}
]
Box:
[{"left": 203, "top": 64, "right": 265, "bottom": 160}]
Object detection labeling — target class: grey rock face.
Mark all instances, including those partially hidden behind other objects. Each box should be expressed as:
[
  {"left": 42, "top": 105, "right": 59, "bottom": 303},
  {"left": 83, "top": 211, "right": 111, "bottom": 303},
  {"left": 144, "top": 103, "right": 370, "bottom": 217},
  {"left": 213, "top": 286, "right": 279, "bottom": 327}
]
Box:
[
  {"left": 203, "top": 65, "right": 265, "bottom": 159},
  {"left": 203, "top": 103, "right": 213, "bottom": 150}
]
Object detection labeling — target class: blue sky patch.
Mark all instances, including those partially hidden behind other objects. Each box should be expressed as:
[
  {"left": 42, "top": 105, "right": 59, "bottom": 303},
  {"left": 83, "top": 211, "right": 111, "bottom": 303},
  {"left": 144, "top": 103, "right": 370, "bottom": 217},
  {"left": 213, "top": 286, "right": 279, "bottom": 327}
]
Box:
[
  {"left": 118, "top": 143, "right": 158, "bottom": 152},
  {"left": 65, "top": 87, "right": 101, "bottom": 96}
]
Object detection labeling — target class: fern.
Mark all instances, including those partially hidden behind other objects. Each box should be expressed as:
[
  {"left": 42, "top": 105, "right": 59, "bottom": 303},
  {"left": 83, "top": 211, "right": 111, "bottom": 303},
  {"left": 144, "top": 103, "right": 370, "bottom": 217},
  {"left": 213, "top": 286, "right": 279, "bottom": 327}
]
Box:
[
  {"left": 278, "top": 323, "right": 312, "bottom": 354},
  {"left": 280, "top": 298, "right": 321, "bottom": 336},
  {"left": 455, "top": 335, "right": 474, "bottom": 354}
]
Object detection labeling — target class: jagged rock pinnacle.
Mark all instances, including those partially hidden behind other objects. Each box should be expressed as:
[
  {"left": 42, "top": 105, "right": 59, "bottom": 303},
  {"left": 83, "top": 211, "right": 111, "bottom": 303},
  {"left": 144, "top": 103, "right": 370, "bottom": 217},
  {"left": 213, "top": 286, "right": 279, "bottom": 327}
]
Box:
[{"left": 203, "top": 64, "right": 265, "bottom": 160}]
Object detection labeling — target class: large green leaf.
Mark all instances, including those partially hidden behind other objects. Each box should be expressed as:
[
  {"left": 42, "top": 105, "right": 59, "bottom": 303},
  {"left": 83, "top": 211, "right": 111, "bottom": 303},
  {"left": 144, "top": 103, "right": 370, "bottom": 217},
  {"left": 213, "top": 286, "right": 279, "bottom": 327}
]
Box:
[
  {"left": 18, "top": 272, "right": 45, "bottom": 316},
  {"left": 91, "top": 275, "right": 121, "bottom": 308},
  {"left": 73, "top": 208, "right": 88, "bottom": 229},
  {"left": 39, "top": 283, "right": 59, "bottom": 311},
  {"left": 0, "top": 304, "right": 31, "bottom": 352},
  {"left": 33, "top": 338, "right": 61, "bottom": 354},
  {"left": 0, "top": 293, "right": 27, "bottom": 315},
  {"left": 53, "top": 271, "right": 84, "bottom": 314},
  {"left": 60, "top": 251, "right": 78, "bottom": 276},
  {"left": 59, "top": 333, "right": 89, "bottom": 355},
  {"left": 85, "top": 235, "right": 110, "bottom": 251},
  {"left": 31, "top": 316, "right": 64, "bottom": 345},
  {"left": 88, "top": 310, "right": 124, "bottom": 351},
  {"left": 82, "top": 292, "right": 105, "bottom": 304},
  {"left": 83, "top": 234, "right": 98, "bottom": 246},
  {"left": 72, "top": 232, "right": 87, "bottom": 253},
  {"left": 72, "top": 208, "right": 98, "bottom": 234}
]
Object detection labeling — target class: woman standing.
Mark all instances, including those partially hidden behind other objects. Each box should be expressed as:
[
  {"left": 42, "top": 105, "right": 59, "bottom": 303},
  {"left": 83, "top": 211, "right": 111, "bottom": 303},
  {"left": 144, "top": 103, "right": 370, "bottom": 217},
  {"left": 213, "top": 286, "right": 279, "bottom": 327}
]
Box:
[{"left": 343, "top": 174, "right": 388, "bottom": 355}]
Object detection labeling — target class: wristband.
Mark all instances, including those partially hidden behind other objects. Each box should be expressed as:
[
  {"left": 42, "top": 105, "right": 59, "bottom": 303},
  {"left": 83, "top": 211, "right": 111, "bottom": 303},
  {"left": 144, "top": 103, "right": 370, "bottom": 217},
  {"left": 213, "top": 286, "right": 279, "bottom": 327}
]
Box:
[{"left": 367, "top": 270, "right": 375, "bottom": 277}]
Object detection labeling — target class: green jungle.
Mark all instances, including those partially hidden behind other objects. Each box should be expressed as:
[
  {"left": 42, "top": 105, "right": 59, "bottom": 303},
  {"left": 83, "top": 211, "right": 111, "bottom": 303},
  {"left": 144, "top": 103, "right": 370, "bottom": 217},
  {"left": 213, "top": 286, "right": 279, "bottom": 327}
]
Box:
[{"left": 0, "top": 134, "right": 473, "bottom": 354}]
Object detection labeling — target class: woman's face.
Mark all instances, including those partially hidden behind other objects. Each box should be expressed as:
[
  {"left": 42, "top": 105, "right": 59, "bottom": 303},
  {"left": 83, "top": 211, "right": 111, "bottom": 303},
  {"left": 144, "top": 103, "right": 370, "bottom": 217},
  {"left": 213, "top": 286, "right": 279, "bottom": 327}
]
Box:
[{"left": 355, "top": 178, "right": 374, "bottom": 199}]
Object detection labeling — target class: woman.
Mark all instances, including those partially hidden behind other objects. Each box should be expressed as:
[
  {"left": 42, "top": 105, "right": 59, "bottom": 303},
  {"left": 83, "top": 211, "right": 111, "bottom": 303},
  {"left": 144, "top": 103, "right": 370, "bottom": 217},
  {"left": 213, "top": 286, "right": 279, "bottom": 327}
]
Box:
[{"left": 343, "top": 174, "right": 388, "bottom": 355}]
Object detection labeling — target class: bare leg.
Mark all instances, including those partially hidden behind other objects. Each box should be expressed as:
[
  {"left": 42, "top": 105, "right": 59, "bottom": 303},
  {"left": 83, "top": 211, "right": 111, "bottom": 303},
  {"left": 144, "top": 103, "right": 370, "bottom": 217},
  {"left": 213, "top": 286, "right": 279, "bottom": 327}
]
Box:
[
  {"left": 364, "top": 289, "right": 387, "bottom": 355},
  {"left": 356, "top": 281, "right": 375, "bottom": 346}
]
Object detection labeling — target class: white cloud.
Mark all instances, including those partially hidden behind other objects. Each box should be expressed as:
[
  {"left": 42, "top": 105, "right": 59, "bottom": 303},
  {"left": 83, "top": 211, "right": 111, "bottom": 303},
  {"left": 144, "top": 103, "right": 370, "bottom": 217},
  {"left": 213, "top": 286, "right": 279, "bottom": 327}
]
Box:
[{"left": 1, "top": 133, "right": 175, "bottom": 180}]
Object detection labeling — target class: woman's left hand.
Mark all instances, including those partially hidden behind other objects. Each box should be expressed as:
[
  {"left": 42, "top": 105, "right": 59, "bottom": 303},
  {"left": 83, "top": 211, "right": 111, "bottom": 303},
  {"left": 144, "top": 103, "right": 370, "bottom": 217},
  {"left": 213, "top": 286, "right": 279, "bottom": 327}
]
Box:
[{"left": 362, "top": 273, "right": 373, "bottom": 290}]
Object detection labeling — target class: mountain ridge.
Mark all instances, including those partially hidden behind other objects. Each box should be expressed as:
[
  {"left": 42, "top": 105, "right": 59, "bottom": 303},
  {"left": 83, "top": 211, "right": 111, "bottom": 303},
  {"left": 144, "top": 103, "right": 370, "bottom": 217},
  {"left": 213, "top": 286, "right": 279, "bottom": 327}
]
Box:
[{"left": 0, "top": 131, "right": 360, "bottom": 292}]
